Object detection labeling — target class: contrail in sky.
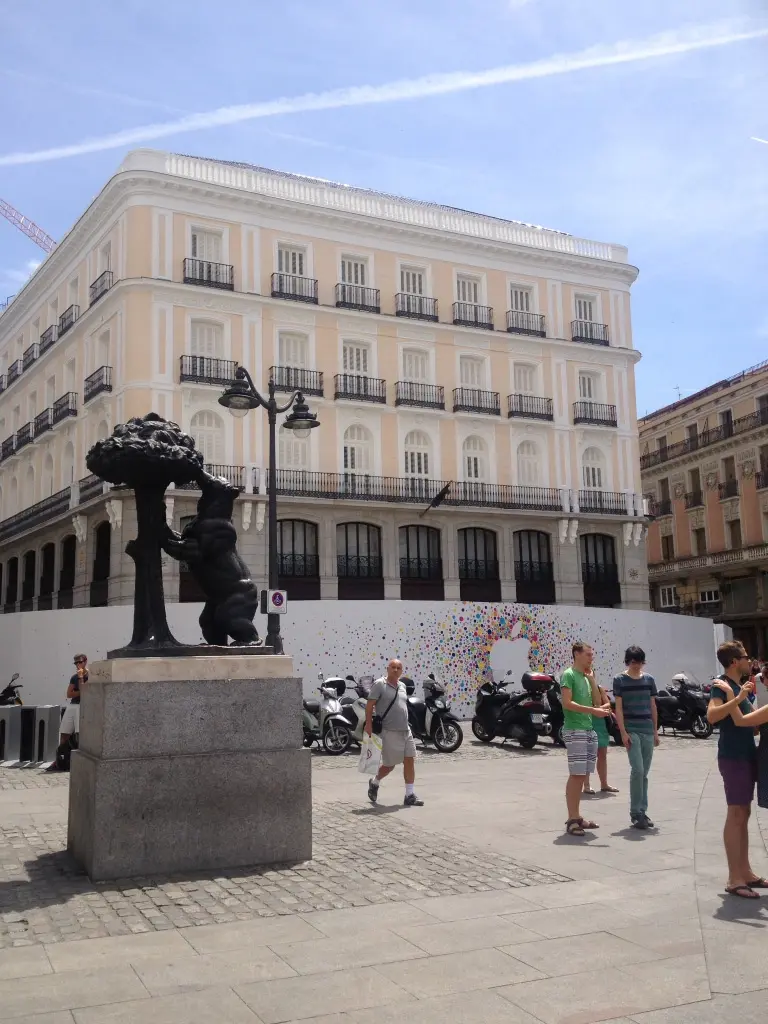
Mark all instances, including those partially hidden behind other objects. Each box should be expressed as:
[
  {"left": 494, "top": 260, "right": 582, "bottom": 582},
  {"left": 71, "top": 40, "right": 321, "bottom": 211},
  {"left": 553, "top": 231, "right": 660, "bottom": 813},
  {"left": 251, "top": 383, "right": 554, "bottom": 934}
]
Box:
[
  {"left": 1, "top": 20, "right": 766, "bottom": 167},
  {"left": 752, "top": 136, "right": 768, "bottom": 144}
]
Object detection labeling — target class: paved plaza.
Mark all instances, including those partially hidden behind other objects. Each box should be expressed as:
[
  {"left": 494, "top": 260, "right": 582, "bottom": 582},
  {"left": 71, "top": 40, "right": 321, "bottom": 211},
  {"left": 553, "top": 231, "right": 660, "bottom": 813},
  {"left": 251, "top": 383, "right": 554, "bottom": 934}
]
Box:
[{"left": 1, "top": 736, "right": 768, "bottom": 1022}]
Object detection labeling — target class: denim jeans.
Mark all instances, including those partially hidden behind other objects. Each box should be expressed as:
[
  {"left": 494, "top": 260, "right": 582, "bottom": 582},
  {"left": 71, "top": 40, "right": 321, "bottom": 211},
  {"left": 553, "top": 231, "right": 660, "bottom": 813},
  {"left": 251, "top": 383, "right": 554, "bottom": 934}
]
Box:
[{"left": 626, "top": 731, "right": 655, "bottom": 818}]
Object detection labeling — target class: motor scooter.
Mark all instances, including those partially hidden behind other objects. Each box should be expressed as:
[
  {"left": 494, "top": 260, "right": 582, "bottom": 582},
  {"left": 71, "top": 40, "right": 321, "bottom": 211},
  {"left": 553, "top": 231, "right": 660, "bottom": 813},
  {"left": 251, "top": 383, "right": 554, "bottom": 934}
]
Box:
[
  {"left": 654, "top": 677, "right": 713, "bottom": 739},
  {"left": 471, "top": 670, "right": 546, "bottom": 749},
  {"left": 0, "top": 672, "right": 22, "bottom": 706},
  {"left": 339, "top": 675, "right": 373, "bottom": 745},
  {"left": 403, "top": 673, "right": 463, "bottom": 752},
  {"left": 302, "top": 675, "right": 353, "bottom": 754}
]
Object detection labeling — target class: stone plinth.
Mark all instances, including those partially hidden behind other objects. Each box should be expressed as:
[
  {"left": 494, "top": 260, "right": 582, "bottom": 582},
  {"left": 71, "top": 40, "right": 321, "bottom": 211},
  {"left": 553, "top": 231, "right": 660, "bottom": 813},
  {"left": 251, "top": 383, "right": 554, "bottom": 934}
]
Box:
[{"left": 67, "top": 655, "right": 311, "bottom": 881}]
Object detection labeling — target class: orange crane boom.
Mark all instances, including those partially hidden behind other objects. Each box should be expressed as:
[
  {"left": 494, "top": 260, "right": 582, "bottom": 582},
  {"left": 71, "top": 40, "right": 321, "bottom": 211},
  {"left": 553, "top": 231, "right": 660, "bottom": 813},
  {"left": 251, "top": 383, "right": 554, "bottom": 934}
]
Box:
[{"left": 0, "top": 198, "right": 56, "bottom": 254}]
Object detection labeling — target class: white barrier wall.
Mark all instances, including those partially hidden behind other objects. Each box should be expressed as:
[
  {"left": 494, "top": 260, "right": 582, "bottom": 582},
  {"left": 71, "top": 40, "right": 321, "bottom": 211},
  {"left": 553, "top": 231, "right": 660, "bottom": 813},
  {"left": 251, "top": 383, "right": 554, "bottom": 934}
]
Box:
[{"left": 0, "top": 602, "right": 718, "bottom": 715}]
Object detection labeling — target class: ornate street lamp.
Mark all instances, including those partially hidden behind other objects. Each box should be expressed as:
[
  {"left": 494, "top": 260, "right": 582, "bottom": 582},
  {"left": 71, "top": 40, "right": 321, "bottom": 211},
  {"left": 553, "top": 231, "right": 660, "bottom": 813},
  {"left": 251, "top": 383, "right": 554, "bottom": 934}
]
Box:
[{"left": 219, "top": 366, "right": 319, "bottom": 653}]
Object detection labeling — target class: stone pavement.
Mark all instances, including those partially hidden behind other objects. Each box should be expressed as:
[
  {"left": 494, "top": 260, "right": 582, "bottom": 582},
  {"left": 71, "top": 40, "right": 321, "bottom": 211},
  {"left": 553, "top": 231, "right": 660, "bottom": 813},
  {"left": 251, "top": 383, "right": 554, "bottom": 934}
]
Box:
[{"left": 0, "top": 735, "right": 767, "bottom": 1022}]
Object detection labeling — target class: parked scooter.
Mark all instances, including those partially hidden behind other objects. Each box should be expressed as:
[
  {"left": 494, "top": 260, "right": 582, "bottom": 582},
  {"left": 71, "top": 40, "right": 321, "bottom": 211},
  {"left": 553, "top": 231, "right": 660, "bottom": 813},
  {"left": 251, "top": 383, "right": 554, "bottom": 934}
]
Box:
[
  {"left": 302, "top": 675, "right": 352, "bottom": 755},
  {"left": 472, "top": 670, "right": 547, "bottom": 749},
  {"left": 339, "top": 675, "right": 373, "bottom": 745},
  {"left": 0, "top": 672, "right": 22, "bottom": 706},
  {"left": 655, "top": 675, "right": 713, "bottom": 739},
  {"left": 403, "top": 673, "right": 463, "bottom": 753}
]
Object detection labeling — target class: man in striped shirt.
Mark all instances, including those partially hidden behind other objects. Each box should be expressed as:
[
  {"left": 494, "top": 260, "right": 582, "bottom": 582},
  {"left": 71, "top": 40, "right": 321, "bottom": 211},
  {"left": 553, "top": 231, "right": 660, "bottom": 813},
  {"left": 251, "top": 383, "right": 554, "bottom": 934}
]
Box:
[{"left": 613, "top": 645, "right": 659, "bottom": 830}]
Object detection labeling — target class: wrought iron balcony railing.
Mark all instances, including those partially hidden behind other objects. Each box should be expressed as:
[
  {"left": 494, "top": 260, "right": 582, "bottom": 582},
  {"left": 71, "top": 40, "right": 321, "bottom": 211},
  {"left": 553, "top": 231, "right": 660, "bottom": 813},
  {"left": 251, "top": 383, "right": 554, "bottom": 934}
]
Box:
[
  {"left": 179, "top": 355, "right": 238, "bottom": 387},
  {"left": 650, "top": 498, "right": 672, "bottom": 517},
  {"left": 182, "top": 258, "right": 234, "bottom": 290},
  {"left": 58, "top": 304, "right": 80, "bottom": 336},
  {"left": 337, "top": 555, "right": 383, "bottom": 578},
  {"left": 757, "top": 470, "right": 768, "bottom": 491},
  {"left": 582, "top": 561, "right": 620, "bottom": 584},
  {"left": 278, "top": 553, "right": 320, "bottom": 577},
  {"left": 34, "top": 408, "right": 53, "bottom": 438},
  {"left": 335, "top": 283, "right": 380, "bottom": 313},
  {"left": 507, "top": 394, "right": 554, "bottom": 421},
  {"left": 39, "top": 324, "right": 58, "bottom": 355},
  {"left": 394, "top": 381, "right": 445, "bottom": 409},
  {"left": 640, "top": 405, "right": 768, "bottom": 470},
  {"left": 0, "top": 435, "right": 16, "bottom": 461},
  {"left": 89, "top": 269, "right": 114, "bottom": 305},
  {"left": 400, "top": 557, "right": 443, "bottom": 580},
  {"left": 84, "top": 365, "right": 113, "bottom": 403},
  {"left": 270, "top": 272, "right": 318, "bottom": 303},
  {"left": 0, "top": 374, "right": 5, "bottom": 394},
  {"left": 52, "top": 392, "right": 78, "bottom": 424},
  {"left": 270, "top": 365, "right": 324, "bottom": 396},
  {"left": 506, "top": 310, "right": 545, "bottom": 337},
  {"left": 515, "top": 560, "right": 555, "bottom": 583},
  {"left": 15, "top": 422, "right": 33, "bottom": 451},
  {"left": 453, "top": 388, "right": 500, "bottom": 415},
  {"left": 395, "top": 293, "right": 438, "bottom": 321},
  {"left": 458, "top": 558, "right": 500, "bottom": 580},
  {"left": 578, "top": 490, "right": 629, "bottom": 514},
  {"left": 453, "top": 302, "right": 493, "bottom": 329},
  {"left": 684, "top": 489, "right": 704, "bottom": 509},
  {"left": 0, "top": 487, "right": 71, "bottom": 544},
  {"left": 719, "top": 478, "right": 739, "bottom": 500},
  {"left": 78, "top": 474, "right": 105, "bottom": 503},
  {"left": 573, "top": 401, "right": 618, "bottom": 427},
  {"left": 177, "top": 465, "right": 249, "bottom": 491},
  {"left": 571, "top": 320, "right": 609, "bottom": 345},
  {"left": 334, "top": 374, "right": 386, "bottom": 403},
  {"left": 22, "top": 344, "right": 39, "bottom": 371},
  {"left": 7, "top": 359, "right": 22, "bottom": 386}
]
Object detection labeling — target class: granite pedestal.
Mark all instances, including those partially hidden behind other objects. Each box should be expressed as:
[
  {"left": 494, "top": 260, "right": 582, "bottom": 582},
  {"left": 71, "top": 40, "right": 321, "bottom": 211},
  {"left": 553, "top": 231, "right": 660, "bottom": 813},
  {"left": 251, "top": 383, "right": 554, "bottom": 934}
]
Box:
[{"left": 67, "top": 655, "right": 311, "bottom": 881}]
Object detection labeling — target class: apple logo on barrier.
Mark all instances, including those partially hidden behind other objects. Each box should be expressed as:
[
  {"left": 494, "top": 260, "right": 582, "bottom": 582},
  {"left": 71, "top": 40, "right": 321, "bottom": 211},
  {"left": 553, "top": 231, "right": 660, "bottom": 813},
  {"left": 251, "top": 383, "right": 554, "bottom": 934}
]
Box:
[{"left": 489, "top": 620, "right": 532, "bottom": 689}]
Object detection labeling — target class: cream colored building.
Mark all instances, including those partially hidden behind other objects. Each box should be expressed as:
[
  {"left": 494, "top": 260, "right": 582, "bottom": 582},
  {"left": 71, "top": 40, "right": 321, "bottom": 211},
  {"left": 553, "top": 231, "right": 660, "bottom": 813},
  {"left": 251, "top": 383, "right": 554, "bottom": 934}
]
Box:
[
  {"left": 641, "top": 359, "right": 768, "bottom": 658},
  {"left": 0, "top": 149, "right": 646, "bottom": 614}
]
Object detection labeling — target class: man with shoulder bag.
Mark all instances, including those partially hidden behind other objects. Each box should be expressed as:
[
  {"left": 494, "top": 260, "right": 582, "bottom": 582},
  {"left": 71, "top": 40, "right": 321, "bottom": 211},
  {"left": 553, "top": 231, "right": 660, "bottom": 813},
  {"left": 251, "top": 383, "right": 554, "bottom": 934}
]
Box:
[{"left": 365, "top": 659, "right": 423, "bottom": 807}]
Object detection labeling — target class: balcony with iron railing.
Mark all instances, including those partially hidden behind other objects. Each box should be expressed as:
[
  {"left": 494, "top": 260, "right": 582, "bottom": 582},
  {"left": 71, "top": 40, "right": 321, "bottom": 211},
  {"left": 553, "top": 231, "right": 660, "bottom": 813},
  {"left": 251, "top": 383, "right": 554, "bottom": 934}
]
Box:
[
  {"left": 183, "top": 258, "right": 234, "bottom": 290},
  {"left": 1, "top": 436, "right": 16, "bottom": 462},
  {"left": 0, "top": 374, "right": 6, "bottom": 394},
  {"left": 572, "top": 320, "right": 610, "bottom": 345},
  {"left": 278, "top": 553, "right": 320, "bottom": 577},
  {"left": 58, "top": 304, "right": 80, "bottom": 336},
  {"left": 334, "top": 374, "right": 386, "bottom": 403},
  {"left": 507, "top": 394, "right": 554, "bottom": 421},
  {"left": 335, "top": 283, "right": 380, "bottom": 313},
  {"left": 84, "top": 365, "right": 113, "bottom": 403},
  {"left": 270, "top": 272, "right": 318, "bottom": 303},
  {"left": 394, "top": 381, "right": 445, "bottom": 409},
  {"left": 506, "top": 310, "right": 546, "bottom": 337},
  {"left": 337, "top": 555, "right": 383, "bottom": 578},
  {"left": 15, "top": 422, "right": 33, "bottom": 451},
  {"left": 394, "top": 293, "right": 438, "bottom": 321},
  {"left": 640, "top": 406, "right": 768, "bottom": 470},
  {"left": 52, "top": 392, "right": 78, "bottom": 424},
  {"left": 177, "top": 464, "right": 250, "bottom": 491},
  {"left": 22, "top": 343, "right": 39, "bottom": 371},
  {"left": 0, "top": 487, "right": 71, "bottom": 544},
  {"left": 39, "top": 324, "right": 58, "bottom": 355},
  {"left": 78, "top": 473, "right": 105, "bottom": 503},
  {"left": 400, "top": 557, "right": 443, "bottom": 580},
  {"left": 458, "top": 558, "right": 500, "bottom": 580},
  {"left": 573, "top": 401, "right": 618, "bottom": 427},
  {"left": 578, "top": 490, "right": 629, "bottom": 515},
  {"left": 179, "top": 355, "right": 238, "bottom": 387},
  {"left": 719, "top": 478, "right": 739, "bottom": 500},
  {"left": 650, "top": 498, "right": 672, "bottom": 517},
  {"left": 270, "top": 365, "right": 324, "bottom": 397},
  {"left": 684, "top": 489, "right": 704, "bottom": 509},
  {"left": 453, "top": 302, "right": 493, "bottom": 330},
  {"left": 648, "top": 542, "right": 768, "bottom": 578},
  {"left": 757, "top": 469, "right": 768, "bottom": 491},
  {"left": 7, "top": 359, "right": 22, "bottom": 386},
  {"left": 34, "top": 408, "right": 53, "bottom": 438},
  {"left": 89, "top": 269, "right": 114, "bottom": 305},
  {"left": 452, "top": 388, "right": 500, "bottom": 415}
]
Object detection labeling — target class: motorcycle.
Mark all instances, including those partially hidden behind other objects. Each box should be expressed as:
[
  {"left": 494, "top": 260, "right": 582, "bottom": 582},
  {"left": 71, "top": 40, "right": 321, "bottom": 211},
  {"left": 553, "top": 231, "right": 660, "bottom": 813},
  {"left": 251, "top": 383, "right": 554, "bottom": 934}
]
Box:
[
  {"left": 472, "top": 670, "right": 546, "bottom": 749},
  {"left": 339, "top": 675, "right": 373, "bottom": 745},
  {"left": 654, "top": 676, "right": 712, "bottom": 739},
  {"left": 0, "top": 672, "right": 22, "bottom": 706},
  {"left": 403, "top": 673, "right": 463, "bottom": 753},
  {"left": 302, "top": 675, "right": 353, "bottom": 755}
]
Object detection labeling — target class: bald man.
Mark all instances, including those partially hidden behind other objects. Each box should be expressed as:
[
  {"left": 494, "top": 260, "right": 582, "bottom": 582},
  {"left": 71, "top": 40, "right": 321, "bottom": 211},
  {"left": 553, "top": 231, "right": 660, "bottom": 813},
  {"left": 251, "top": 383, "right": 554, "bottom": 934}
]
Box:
[{"left": 365, "top": 659, "right": 423, "bottom": 807}]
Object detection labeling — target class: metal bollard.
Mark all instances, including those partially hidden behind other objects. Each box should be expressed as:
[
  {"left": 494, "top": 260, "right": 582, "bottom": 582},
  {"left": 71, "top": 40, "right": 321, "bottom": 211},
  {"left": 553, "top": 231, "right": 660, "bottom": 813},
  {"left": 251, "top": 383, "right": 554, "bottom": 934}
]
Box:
[{"left": 0, "top": 705, "right": 23, "bottom": 763}]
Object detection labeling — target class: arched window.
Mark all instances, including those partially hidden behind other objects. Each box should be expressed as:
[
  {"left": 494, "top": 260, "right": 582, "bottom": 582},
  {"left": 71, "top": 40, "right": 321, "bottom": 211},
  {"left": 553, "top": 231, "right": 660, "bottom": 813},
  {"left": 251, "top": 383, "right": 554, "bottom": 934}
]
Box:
[
  {"left": 404, "top": 430, "right": 431, "bottom": 477},
  {"left": 514, "top": 530, "right": 555, "bottom": 604},
  {"left": 278, "top": 425, "right": 309, "bottom": 471},
  {"left": 343, "top": 425, "right": 372, "bottom": 474},
  {"left": 5, "top": 556, "right": 18, "bottom": 609},
  {"left": 278, "top": 520, "right": 320, "bottom": 599},
  {"left": 90, "top": 521, "right": 111, "bottom": 607},
  {"left": 39, "top": 542, "right": 56, "bottom": 609},
  {"left": 462, "top": 436, "right": 487, "bottom": 482},
  {"left": 21, "top": 550, "right": 36, "bottom": 607},
  {"left": 337, "top": 523, "right": 383, "bottom": 600},
  {"left": 458, "top": 528, "right": 498, "bottom": 579},
  {"left": 582, "top": 446, "right": 605, "bottom": 490},
  {"left": 58, "top": 534, "right": 77, "bottom": 608},
  {"left": 62, "top": 443, "right": 75, "bottom": 488},
  {"left": 399, "top": 525, "right": 441, "bottom": 578},
  {"left": 42, "top": 454, "right": 54, "bottom": 498},
  {"left": 190, "top": 410, "right": 225, "bottom": 465},
  {"left": 24, "top": 465, "right": 35, "bottom": 508},
  {"left": 516, "top": 441, "right": 539, "bottom": 486},
  {"left": 190, "top": 320, "right": 224, "bottom": 358},
  {"left": 580, "top": 533, "right": 620, "bottom": 608}
]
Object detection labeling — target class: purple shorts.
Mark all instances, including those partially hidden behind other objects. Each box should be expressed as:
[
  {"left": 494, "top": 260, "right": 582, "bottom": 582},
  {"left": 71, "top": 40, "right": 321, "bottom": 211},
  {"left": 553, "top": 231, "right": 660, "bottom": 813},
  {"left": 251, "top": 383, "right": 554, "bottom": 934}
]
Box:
[{"left": 718, "top": 758, "right": 758, "bottom": 806}]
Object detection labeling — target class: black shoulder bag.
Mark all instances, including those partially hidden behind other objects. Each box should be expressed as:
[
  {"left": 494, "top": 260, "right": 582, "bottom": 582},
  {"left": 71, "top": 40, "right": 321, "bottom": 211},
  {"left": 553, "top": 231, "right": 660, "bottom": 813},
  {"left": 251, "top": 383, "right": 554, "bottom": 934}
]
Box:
[{"left": 372, "top": 684, "right": 400, "bottom": 735}]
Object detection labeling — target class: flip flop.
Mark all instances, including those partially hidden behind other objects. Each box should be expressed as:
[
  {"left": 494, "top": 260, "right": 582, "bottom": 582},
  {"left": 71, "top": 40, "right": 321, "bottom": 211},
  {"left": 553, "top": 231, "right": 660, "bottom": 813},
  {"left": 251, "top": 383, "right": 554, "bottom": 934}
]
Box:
[
  {"left": 725, "top": 884, "right": 760, "bottom": 900},
  {"left": 746, "top": 878, "right": 768, "bottom": 889},
  {"left": 601, "top": 786, "right": 620, "bottom": 793}
]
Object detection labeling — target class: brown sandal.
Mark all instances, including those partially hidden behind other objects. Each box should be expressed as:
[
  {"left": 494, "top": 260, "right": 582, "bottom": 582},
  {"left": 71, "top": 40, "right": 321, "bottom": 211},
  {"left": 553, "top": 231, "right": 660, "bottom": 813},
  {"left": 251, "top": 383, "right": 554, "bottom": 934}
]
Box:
[
  {"left": 566, "top": 818, "right": 586, "bottom": 836},
  {"left": 579, "top": 818, "right": 599, "bottom": 829}
]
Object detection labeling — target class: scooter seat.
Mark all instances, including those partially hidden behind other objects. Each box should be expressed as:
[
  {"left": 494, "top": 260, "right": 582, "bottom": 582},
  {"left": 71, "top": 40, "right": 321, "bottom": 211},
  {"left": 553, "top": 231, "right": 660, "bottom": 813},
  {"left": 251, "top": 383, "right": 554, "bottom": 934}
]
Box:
[{"left": 303, "top": 699, "right": 320, "bottom": 714}]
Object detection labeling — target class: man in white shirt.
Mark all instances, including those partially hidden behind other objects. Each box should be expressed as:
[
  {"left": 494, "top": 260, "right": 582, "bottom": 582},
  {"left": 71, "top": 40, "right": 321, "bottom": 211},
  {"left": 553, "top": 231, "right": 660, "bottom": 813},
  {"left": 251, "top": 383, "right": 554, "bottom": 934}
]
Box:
[{"left": 365, "top": 659, "right": 423, "bottom": 807}]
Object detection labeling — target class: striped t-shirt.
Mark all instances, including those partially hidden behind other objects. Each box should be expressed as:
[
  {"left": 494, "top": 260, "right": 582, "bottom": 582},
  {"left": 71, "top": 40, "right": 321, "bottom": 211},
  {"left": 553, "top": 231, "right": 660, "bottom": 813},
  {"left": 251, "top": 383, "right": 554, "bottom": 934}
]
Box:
[{"left": 612, "top": 673, "right": 657, "bottom": 734}]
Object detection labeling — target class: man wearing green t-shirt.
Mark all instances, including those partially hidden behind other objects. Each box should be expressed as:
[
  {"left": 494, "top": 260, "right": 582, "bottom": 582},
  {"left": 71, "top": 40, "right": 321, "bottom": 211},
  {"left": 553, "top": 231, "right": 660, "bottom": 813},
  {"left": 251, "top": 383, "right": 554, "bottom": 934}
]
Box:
[{"left": 561, "top": 641, "right": 612, "bottom": 837}]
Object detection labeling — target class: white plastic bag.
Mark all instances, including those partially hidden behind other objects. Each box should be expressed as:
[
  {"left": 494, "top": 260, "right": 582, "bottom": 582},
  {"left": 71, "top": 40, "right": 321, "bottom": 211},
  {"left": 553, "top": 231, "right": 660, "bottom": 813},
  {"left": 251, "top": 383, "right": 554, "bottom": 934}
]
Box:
[{"left": 358, "top": 733, "right": 383, "bottom": 775}]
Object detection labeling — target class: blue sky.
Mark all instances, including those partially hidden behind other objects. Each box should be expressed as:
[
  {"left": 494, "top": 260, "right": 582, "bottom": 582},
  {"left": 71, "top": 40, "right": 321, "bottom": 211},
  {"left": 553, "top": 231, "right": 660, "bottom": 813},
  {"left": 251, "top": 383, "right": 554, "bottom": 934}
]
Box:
[{"left": 0, "top": 0, "right": 766, "bottom": 415}]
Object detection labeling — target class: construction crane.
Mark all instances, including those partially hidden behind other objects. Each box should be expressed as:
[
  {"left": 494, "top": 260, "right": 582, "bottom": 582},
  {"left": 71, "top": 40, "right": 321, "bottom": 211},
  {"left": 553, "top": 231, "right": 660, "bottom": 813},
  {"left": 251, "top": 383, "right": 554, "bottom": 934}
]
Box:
[{"left": 0, "top": 198, "right": 56, "bottom": 254}]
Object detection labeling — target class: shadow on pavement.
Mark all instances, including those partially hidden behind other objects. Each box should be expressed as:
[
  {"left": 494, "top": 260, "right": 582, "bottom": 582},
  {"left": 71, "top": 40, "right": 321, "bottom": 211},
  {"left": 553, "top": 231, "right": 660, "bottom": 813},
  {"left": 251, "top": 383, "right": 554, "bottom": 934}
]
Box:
[{"left": 710, "top": 893, "right": 768, "bottom": 928}]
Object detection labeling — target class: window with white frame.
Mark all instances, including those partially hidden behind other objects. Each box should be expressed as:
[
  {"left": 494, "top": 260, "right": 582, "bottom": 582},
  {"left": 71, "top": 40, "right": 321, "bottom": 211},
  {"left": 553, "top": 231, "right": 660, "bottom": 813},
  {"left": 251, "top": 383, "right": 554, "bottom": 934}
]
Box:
[
  {"left": 463, "top": 436, "right": 487, "bottom": 481},
  {"left": 62, "top": 443, "right": 75, "bottom": 487},
  {"left": 517, "top": 441, "right": 539, "bottom": 485},
  {"left": 277, "top": 245, "right": 306, "bottom": 276},
  {"left": 278, "top": 425, "right": 309, "bottom": 470},
  {"left": 99, "top": 241, "right": 112, "bottom": 273},
  {"left": 404, "top": 430, "right": 431, "bottom": 477},
  {"left": 68, "top": 278, "right": 79, "bottom": 307},
  {"left": 400, "top": 265, "right": 425, "bottom": 295},
  {"left": 190, "top": 410, "right": 225, "bottom": 464},
  {"left": 578, "top": 371, "right": 599, "bottom": 401},
  {"left": 342, "top": 341, "right": 370, "bottom": 375},
  {"left": 45, "top": 375, "right": 55, "bottom": 407},
  {"left": 190, "top": 321, "right": 224, "bottom": 359},
  {"left": 459, "top": 355, "right": 485, "bottom": 389},
  {"left": 191, "top": 229, "right": 222, "bottom": 262},
  {"left": 96, "top": 331, "right": 110, "bottom": 369},
  {"left": 700, "top": 588, "right": 720, "bottom": 604},
  {"left": 278, "top": 332, "right": 309, "bottom": 368},
  {"left": 343, "top": 425, "right": 372, "bottom": 473},
  {"left": 575, "top": 295, "right": 595, "bottom": 322},
  {"left": 582, "top": 446, "right": 605, "bottom": 490},
  {"left": 402, "top": 348, "right": 429, "bottom": 383},
  {"left": 340, "top": 256, "right": 368, "bottom": 286},
  {"left": 510, "top": 285, "right": 532, "bottom": 312},
  {"left": 659, "top": 585, "right": 678, "bottom": 609},
  {"left": 513, "top": 363, "right": 537, "bottom": 395},
  {"left": 456, "top": 275, "right": 480, "bottom": 304}
]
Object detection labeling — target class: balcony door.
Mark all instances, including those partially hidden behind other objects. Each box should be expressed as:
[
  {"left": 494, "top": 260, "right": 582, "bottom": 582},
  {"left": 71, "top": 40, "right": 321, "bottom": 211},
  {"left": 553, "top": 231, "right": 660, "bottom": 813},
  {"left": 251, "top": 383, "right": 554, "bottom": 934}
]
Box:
[
  {"left": 580, "top": 533, "right": 620, "bottom": 608},
  {"left": 399, "top": 525, "right": 443, "bottom": 600},
  {"left": 458, "top": 527, "right": 500, "bottom": 602},
  {"left": 278, "top": 520, "right": 320, "bottom": 600},
  {"left": 337, "top": 523, "right": 383, "bottom": 600}
]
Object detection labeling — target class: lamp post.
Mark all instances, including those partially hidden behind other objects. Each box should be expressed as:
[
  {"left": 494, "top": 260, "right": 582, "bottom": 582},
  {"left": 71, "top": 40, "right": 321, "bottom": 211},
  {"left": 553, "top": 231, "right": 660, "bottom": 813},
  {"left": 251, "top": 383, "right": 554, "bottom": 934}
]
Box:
[{"left": 219, "top": 366, "right": 320, "bottom": 654}]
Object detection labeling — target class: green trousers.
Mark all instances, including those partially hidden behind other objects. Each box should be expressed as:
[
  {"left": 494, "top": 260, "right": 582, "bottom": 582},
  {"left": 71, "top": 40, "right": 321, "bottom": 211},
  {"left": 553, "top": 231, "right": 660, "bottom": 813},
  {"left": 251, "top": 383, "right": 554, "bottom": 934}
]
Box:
[{"left": 626, "top": 732, "right": 655, "bottom": 818}]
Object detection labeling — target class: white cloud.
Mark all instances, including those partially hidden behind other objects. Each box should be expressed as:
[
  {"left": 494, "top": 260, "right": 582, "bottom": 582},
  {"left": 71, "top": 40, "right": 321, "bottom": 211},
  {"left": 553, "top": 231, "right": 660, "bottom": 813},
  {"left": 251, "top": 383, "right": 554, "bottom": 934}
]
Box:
[
  {"left": 0, "top": 259, "right": 41, "bottom": 299},
  {"left": 0, "top": 18, "right": 766, "bottom": 167}
]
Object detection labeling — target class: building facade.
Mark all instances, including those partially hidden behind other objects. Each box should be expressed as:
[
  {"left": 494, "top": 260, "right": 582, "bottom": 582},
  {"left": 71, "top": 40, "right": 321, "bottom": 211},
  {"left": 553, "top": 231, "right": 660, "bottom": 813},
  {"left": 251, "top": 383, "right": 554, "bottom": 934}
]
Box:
[
  {"left": 641, "top": 360, "right": 768, "bottom": 658},
  {"left": 0, "top": 149, "right": 646, "bottom": 616}
]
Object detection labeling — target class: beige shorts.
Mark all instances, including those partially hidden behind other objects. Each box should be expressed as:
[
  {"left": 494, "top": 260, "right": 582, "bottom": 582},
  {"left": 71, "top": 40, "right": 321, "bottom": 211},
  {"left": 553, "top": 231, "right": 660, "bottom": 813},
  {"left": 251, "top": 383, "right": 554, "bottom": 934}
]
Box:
[
  {"left": 381, "top": 729, "right": 417, "bottom": 766},
  {"left": 60, "top": 704, "right": 80, "bottom": 735}
]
